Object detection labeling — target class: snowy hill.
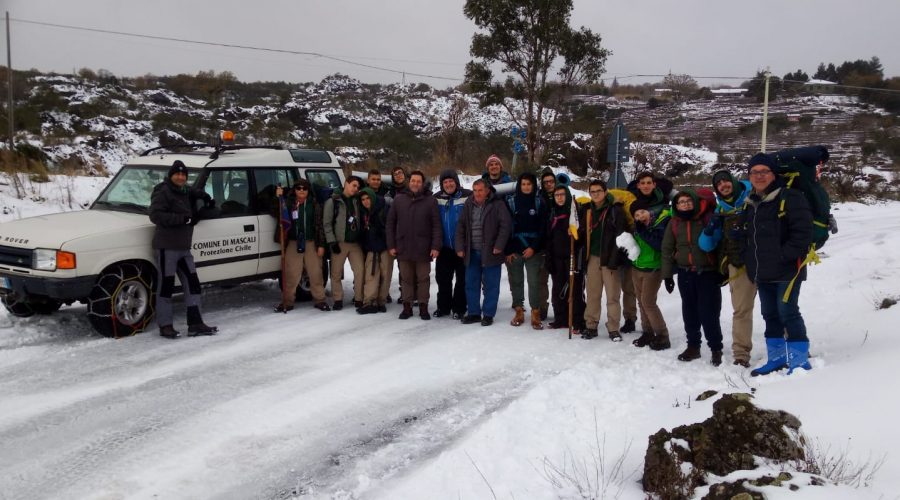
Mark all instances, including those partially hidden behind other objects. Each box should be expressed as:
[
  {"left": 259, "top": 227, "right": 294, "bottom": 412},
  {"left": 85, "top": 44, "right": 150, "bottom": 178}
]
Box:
[{"left": 0, "top": 201, "right": 898, "bottom": 498}]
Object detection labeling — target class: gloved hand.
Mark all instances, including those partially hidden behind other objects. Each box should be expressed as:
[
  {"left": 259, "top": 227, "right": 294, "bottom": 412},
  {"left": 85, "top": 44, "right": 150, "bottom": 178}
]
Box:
[
  {"left": 664, "top": 278, "right": 675, "bottom": 294},
  {"left": 828, "top": 214, "right": 838, "bottom": 234},
  {"left": 330, "top": 242, "right": 341, "bottom": 255},
  {"left": 703, "top": 216, "right": 723, "bottom": 237}
]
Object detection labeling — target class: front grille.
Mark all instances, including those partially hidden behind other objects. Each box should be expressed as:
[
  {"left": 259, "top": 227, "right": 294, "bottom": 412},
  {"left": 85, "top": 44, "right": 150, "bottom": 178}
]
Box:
[{"left": 0, "top": 245, "right": 33, "bottom": 269}]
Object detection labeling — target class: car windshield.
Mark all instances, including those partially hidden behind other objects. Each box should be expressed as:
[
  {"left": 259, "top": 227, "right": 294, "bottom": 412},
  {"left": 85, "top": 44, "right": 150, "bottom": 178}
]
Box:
[{"left": 92, "top": 165, "right": 201, "bottom": 213}]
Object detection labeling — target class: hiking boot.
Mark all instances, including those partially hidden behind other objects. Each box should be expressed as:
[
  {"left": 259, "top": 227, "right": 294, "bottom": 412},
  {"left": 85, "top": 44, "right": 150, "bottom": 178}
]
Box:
[
  {"left": 711, "top": 350, "right": 723, "bottom": 366},
  {"left": 751, "top": 338, "right": 788, "bottom": 377},
  {"left": 451, "top": 312, "right": 463, "bottom": 320},
  {"left": 733, "top": 359, "right": 750, "bottom": 368},
  {"left": 547, "top": 319, "right": 567, "bottom": 329},
  {"left": 510, "top": 307, "right": 525, "bottom": 326},
  {"left": 609, "top": 331, "right": 623, "bottom": 342},
  {"left": 419, "top": 303, "right": 431, "bottom": 320},
  {"left": 539, "top": 307, "right": 548, "bottom": 321},
  {"left": 531, "top": 309, "right": 543, "bottom": 330},
  {"left": 481, "top": 316, "right": 494, "bottom": 326},
  {"left": 332, "top": 301, "right": 343, "bottom": 311},
  {"left": 633, "top": 331, "right": 655, "bottom": 348},
  {"left": 357, "top": 304, "right": 378, "bottom": 315},
  {"left": 273, "top": 303, "right": 294, "bottom": 313},
  {"left": 159, "top": 325, "right": 180, "bottom": 339},
  {"left": 581, "top": 328, "right": 598, "bottom": 339},
  {"left": 461, "top": 314, "right": 481, "bottom": 324},
  {"left": 314, "top": 301, "right": 331, "bottom": 311},
  {"left": 621, "top": 318, "right": 636, "bottom": 333},
  {"left": 677, "top": 346, "right": 701, "bottom": 362},
  {"left": 649, "top": 336, "right": 671, "bottom": 351},
  {"left": 354, "top": 300, "right": 364, "bottom": 309},
  {"left": 433, "top": 309, "right": 450, "bottom": 318},
  {"left": 386, "top": 294, "right": 393, "bottom": 304},
  {"left": 377, "top": 304, "right": 387, "bottom": 313},
  {"left": 187, "top": 323, "right": 218, "bottom": 336},
  {"left": 398, "top": 302, "right": 413, "bottom": 320}
]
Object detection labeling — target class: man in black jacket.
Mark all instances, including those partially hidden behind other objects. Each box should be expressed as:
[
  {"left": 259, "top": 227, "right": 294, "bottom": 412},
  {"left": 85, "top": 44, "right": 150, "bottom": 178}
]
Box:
[
  {"left": 149, "top": 160, "right": 217, "bottom": 338},
  {"left": 741, "top": 153, "right": 813, "bottom": 376}
]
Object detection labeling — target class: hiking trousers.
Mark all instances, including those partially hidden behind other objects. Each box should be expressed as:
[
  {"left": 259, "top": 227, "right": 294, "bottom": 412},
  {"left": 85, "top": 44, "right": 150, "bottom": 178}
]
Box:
[
  {"left": 282, "top": 240, "right": 326, "bottom": 306},
  {"left": 363, "top": 250, "right": 394, "bottom": 306},
  {"left": 632, "top": 267, "right": 668, "bottom": 337},
  {"left": 728, "top": 264, "right": 757, "bottom": 362},
  {"left": 330, "top": 241, "right": 364, "bottom": 303},
  {"left": 677, "top": 269, "right": 724, "bottom": 351},
  {"left": 584, "top": 255, "right": 622, "bottom": 332},
  {"left": 506, "top": 251, "right": 544, "bottom": 310}
]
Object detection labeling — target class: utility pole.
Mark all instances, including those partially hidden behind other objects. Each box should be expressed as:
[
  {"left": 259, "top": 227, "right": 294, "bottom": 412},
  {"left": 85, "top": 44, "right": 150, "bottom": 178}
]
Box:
[
  {"left": 6, "top": 11, "right": 13, "bottom": 150},
  {"left": 760, "top": 70, "right": 771, "bottom": 153}
]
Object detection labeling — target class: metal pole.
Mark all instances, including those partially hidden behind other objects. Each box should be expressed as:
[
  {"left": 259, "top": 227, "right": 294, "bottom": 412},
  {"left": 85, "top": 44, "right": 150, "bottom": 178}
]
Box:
[
  {"left": 760, "top": 71, "right": 771, "bottom": 153},
  {"left": 6, "top": 11, "right": 13, "bottom": 150},
  {"left": 613, "top": 123, "right": 620, "bottom": 187}
]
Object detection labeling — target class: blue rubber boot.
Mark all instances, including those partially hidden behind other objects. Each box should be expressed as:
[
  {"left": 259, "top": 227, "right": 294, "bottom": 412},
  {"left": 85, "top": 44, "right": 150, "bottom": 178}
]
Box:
[
  {"left": 750, "top": 338, "right": 788, "bottom": 377},
  {"left": 787, "top": 340, "right": 812, "bottom": 374}
]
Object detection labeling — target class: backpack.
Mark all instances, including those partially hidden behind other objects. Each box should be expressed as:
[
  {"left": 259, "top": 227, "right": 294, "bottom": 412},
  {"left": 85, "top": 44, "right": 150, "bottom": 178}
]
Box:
[{"left": 768, "top": 145, "right": 832, "bottom": 250}]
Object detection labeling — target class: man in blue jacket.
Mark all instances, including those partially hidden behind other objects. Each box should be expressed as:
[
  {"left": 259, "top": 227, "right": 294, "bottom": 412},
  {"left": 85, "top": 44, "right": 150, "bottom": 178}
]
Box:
[
  {"left": 740, "top": 154, "right": 813, "bottom": 376},
  {"left": 699, "top": 170, "right": 756, "bottom": 367},
  {"left": 434, "top": 170, "right": 472, "bottom": 319}
]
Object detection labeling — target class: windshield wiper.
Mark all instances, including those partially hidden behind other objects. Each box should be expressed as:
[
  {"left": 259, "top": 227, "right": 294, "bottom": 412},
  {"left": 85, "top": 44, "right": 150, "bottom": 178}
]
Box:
[{"left": 93, "top": 200, "right": 149, "bottom": 212}]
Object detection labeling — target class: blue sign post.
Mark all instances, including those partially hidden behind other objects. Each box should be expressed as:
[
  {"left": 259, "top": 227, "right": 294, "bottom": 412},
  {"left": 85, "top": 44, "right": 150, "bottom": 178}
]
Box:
[{"left": 511, "top": 126, "right": 526, "bottom": 172}]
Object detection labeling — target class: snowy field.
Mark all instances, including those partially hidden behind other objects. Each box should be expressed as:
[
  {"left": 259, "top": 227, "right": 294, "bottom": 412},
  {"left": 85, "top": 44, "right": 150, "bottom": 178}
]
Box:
[{"left": 1, "top": 191, "right": 899, "bottom": 498}]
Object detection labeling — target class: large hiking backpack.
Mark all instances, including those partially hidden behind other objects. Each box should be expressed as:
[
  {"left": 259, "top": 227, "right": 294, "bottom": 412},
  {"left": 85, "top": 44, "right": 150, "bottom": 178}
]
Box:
[{"left": 768, "top": 145, "right": 832, "bottom": 250}]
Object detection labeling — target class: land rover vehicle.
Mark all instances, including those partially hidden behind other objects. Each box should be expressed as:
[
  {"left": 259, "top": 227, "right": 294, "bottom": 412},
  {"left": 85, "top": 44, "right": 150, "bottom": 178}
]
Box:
[{"left": 0, "top": 142, "right": 345, "bottom": 337}]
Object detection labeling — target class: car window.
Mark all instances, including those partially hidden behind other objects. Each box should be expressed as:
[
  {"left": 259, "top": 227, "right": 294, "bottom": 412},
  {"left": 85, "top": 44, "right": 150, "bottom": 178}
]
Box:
[
  {"left": 93, "top": 166, "right": 201, "bottom": 212},
  {"left": 305, "top": 169, "right": 342, "bottom": 205},
  {"left": 252, "top": 168, "right": 298, "bottom": 215},
  {"left": 204, "top": 169, "right": 251, "bottom": 217}
]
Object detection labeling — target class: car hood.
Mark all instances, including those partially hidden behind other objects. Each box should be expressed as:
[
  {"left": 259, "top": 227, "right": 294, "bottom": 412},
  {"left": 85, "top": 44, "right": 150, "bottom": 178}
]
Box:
[{"left": 0, "top": 209, "right": 153, "bottom": 250}]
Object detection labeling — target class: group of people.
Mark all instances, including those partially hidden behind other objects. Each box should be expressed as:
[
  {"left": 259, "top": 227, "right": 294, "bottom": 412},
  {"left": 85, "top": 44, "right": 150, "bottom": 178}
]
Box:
[{"left": 151, "top": 152, "right": 815, "bottom": 376}]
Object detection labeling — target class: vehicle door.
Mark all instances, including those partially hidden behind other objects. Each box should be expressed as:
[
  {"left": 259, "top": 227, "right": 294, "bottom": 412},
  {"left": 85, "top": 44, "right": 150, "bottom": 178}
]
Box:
[
  {"left": 191, "top": 168, "right": 260, "bottom": 282},
  {"left": 251, "top": 168, "right": 299, "bottom": 275}
]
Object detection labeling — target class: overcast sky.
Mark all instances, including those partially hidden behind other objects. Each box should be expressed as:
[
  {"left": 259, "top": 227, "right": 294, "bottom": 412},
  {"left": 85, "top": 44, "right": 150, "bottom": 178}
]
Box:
[{"left": 3, "top": 0, "right": 898, "bottom": 88}]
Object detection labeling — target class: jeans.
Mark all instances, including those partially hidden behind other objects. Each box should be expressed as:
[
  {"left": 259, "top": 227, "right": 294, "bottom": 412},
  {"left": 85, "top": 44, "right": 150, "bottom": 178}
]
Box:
[
  {"left": 757, "top": 280, "right": 808, "bottom": 342},
  {"left": 465, "top": 250, "right": 502, "bottom": 318}
]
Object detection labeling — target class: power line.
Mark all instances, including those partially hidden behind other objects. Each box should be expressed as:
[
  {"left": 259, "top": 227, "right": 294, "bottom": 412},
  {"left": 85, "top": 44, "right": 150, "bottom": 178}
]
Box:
[
  {"left": 11, "top": 17, "right": 468, "bottom": 83},
  {"left": 10, "top": 17, "right": 900, "bottom": 95}
]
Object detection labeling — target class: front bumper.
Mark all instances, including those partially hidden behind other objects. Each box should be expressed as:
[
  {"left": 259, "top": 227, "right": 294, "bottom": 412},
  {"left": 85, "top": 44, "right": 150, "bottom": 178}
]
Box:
[{"left": 0, "top": 271, "right": 97, "bottom": 301}]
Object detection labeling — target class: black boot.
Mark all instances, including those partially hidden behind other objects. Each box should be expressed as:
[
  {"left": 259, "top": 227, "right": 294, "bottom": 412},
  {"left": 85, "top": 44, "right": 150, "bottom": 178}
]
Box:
[
  {"left": 621, "top": 318, "right": 636, "bottom": 333},
  {"left": 399, "top": 302, "right": 413, "bottom": 320},
  {"left": 419, "top": 303, "right": 431, "bottom": 320},
  {"left": 159, "top": 325, "right": 180, "bottom": 339},
  {"left": 187, "top": 306, "right": 217, "bottom": 336}
]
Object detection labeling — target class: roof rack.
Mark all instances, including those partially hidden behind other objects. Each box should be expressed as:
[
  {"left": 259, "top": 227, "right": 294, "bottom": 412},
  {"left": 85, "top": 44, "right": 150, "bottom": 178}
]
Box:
[
  {"left": 140, "top": 143, "right": 212, "bottom": 156},
  {"left": 208, "top": 144, "right": 284, "bottom": 160}
]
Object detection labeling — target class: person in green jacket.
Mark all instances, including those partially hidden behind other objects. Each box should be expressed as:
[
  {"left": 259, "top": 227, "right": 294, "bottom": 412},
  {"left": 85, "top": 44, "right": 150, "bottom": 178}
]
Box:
[{"left": 629, "top": 202, "right": 672, "bottom": 351}]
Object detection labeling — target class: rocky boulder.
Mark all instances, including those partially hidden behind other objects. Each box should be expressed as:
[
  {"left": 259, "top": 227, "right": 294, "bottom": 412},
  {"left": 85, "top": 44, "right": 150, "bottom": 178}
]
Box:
[{"left": 642, "top": 393, "right": 805, "bottom": 499}]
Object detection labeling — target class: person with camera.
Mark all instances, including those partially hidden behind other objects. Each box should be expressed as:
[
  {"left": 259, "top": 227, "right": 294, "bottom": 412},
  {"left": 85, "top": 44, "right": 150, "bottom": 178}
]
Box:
[{"left": 273, "top": 178, "right": 328, "bottom": 313}]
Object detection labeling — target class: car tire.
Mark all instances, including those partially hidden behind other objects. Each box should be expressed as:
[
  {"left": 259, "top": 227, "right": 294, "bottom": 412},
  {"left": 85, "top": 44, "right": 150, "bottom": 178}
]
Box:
[
  {"left": 1, "top": 294, "right": 61, "bottom": 317},
  {"left": 87, "top": 263, "right": 156, "bottom": 338}
]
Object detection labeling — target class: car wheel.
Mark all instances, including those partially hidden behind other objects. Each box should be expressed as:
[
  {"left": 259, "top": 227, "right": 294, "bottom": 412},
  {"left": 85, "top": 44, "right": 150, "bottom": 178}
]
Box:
[
  {"left": 1, "top": 293, "right": 37, "bottom": 317},
  {"left": 87, "top": 263, "right": 156, "bottom": 338}
]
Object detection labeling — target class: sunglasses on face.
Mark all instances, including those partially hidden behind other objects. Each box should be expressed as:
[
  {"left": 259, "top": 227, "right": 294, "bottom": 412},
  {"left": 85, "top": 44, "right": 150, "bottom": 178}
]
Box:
[{"left": 295, "top": 186, "right": 309, "bottom": 191}]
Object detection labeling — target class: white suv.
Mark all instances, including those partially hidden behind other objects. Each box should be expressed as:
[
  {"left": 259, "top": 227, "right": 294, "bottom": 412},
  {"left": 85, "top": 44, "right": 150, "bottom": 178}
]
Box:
[{"left": 0, "top": 143, "right": 345, "bottom": 336}]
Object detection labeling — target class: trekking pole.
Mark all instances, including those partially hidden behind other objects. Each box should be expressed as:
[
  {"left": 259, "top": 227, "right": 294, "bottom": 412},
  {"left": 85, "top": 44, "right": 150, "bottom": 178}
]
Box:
[{"left": 568, "top": 234, "right": 575, "bottom": 340}]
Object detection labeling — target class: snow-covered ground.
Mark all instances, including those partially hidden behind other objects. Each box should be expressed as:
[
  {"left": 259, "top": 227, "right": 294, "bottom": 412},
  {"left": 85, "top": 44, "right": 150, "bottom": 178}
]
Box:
[{"left": 0, "top": 186, "right": 898, "bottom": 498}]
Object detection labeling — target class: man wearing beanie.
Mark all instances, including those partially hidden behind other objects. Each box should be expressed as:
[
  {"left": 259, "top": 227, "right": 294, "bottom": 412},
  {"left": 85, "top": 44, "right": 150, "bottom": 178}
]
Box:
[
  {"left": 482, "top": 155, "right": 513, "bottom": 186},
  {"left": 699, "top": 169, "right": 755, "bottom": 367},
  {"left": 149, "top": 160, "right": 217, "bottom": 338},
  {"left": 434, "top": 169, "right": 473, "bottom": 319},
  {"left": 740, "top": 153, "right": 814, "bottom": 377}
]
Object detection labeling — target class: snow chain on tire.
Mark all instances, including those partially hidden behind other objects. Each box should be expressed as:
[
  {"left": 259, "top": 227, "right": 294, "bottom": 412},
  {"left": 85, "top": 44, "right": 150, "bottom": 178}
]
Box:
[{"left": 87, "top": 263, "right": 155, "bottom": 338}]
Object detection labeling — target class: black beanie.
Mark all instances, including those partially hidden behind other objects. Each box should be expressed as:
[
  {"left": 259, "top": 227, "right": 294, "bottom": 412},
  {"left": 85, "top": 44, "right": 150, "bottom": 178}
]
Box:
[
  {"left": 168, "top": 160, "right": 188, "bottom": 178},
  {"left": 747, "top": 153, "right": 778, "bottom": 174}
]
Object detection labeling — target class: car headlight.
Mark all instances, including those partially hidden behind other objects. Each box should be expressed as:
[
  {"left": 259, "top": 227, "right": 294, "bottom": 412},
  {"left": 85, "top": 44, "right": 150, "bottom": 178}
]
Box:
[{"left": 33, "top": 249, "right": 77, "bottom": 271}]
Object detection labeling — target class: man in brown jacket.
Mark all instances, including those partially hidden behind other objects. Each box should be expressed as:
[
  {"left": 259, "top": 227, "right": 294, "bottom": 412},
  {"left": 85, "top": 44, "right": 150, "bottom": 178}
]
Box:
[
  {"left": 455, "top": 179, "right": 512, "bottom": 326},
  {"left": 387, "top": 170, "right": 442, "bottom": 320}
]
